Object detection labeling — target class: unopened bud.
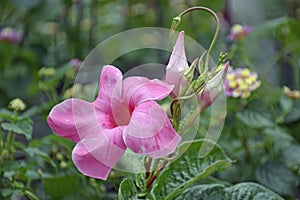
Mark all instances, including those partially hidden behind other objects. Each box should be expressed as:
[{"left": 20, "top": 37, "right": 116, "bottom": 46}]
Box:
[
  {"left": 59, "top": 161, "right": 68, "bottom": 169},
  {"left": 37, "top": 168, "right": 43, "bottom": 176},
  {"left": 184, "top": 58, "right": 198, "bottom": 83},
  {"left": 9, "top": 98, "right": 26, "bottom": 111},
  {"left": 199, "top": 62, "right": 229, "bottom": 110},
  {"left": 38, "top": 67, "right": 56, "bottom": 77},
  {"left": 56, "top": 152, "right": 64, "bottom": 161}
]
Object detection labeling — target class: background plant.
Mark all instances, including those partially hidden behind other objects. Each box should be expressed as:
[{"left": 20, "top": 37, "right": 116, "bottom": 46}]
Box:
[{"left": 0, "top": 0, "right": 299, "bottom": 199}]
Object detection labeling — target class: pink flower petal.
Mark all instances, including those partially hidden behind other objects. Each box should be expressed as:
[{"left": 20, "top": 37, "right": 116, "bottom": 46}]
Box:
[
  {"left": 95, "top": 65, "right": 123, "bottom": 115},
  {"left": 199, "top": 62, "right": 230, "bottom": 110},
  {"left": 166, "top": 31, "right": 189, "bottom": 97},
  {"left": 72, "top": 127, "right": 126, "bottom": 180},
  {"left": 122, "top": 77, "right": 173, "bottom": 107},
  {"left": 47, "top": 99, "right": 96, "bottom": 142},
  {"left": 123, "top": 101, "right": 181, "bottom": 158}
]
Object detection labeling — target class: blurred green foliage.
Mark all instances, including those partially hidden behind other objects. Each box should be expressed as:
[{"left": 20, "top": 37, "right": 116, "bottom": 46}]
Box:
[{"left": 0, "top": 0, "right": 300, "bottom": 199}]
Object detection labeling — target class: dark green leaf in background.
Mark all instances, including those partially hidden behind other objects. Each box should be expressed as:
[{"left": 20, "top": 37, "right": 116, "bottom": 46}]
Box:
[
  {"left": 1, "top": 118, "right": 33, "bottom": 140},
  {"left": 255, "top": 160, "right": 299, "bottom": 196}
]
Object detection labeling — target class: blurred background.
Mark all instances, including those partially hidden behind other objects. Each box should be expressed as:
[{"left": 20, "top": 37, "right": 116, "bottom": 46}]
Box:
[
  {"left": 0, "top": 1, "right": 300, "bottom": 199},
  {"left": 1, "top": 0, "right": 299, "bottom": 107}
]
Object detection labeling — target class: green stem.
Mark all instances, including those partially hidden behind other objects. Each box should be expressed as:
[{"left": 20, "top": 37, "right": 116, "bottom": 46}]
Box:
[
  {"left": 145, "top": 157, "right": 152, "bottom": 178},
  {"left": 208, "top": 176, "right": 232, "bottom": 186},
  {"left": 0, "top": 129, "right": 4, "bottom": 148},
  {"left": 10, "top": 133, "right": 16, "bottom": 151},
  {"left": 241, "top": 133, "right": 251, "bottom": 161},
  {"left": 175, "top": 6, "right": 220, "bottom": 70},
  {"left": 6, "top": 131, "right": 12, "bottom": 149},
  {"left": 179, "top": 107, "right": 200, "bottom": 135}
]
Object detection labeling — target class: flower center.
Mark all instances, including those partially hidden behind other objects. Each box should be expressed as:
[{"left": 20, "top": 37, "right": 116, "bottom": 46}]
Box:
[{"left": 112, "top": 101, "right": 131, "bottom": 126}]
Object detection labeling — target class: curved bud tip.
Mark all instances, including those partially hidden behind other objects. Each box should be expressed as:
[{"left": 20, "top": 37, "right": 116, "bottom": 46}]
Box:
[{"left": 199, "top": 61, "right": 229, "bottom": 110}]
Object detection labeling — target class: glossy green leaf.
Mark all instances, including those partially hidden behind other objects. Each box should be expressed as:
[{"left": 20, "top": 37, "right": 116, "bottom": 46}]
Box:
[
  {"left": 118, "top": 178, "right": 139, "bottom": 200},
  {"left": 255, "top": 160, "right": 299, "bottom": 196},
  {"left": 176, "top": 182, "right": 284, "bottom": 200},
  {"left": 149, "top": 139, "right": 232, "bottom": 200}
]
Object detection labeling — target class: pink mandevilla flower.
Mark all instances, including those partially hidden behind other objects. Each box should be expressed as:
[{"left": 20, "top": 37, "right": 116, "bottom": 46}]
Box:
[
  {"left": 47, "top": 65, "right": 181, "bottom": 180},
  {"left": 166, "top": 31, "right": 229, "bottom": 110}
]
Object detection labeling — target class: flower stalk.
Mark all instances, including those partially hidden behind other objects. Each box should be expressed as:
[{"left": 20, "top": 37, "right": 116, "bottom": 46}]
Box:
[{"left": 170, "top": 6, "right": 220, "bottom": 71}]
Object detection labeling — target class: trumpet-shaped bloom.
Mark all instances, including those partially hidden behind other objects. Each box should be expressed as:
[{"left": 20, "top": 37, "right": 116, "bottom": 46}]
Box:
[
  {"left": 165, "top": 31, "right": 229, "bottom": 109},
  {"left": 47, "top": 65, "right": 181, "bottom": 180}
]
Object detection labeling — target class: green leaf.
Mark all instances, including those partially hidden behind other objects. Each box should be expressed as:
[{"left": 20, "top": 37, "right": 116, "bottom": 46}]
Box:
[
  {"left": 263, "top": 126, "right": 293, "bottom": 141},
  {"left": 283, "top": 99, "right": 300, "bottom": 123},
  {"left": 263, "top": 126, "right": 294, "bottom": 153},
  {"left": 255, "top": 160, "right": 299, "bottom": 196},
  {"left": 118, "top": 178, "right": 139, "bottom": 200},
  {"left": 149, "top": 139, "right": 232, "bottom": 200},
  {"left": 283, "top": 145, "right": 300, "bottom": 174},
  {"left": 237, "top": 110, "right": 274, "bottom": 128},
  {"left": 224, "top": 183, "right": 284, "bottom": 200},
  {"left": 175, "top": 184, "right": 225, "bottom": 200},
  {"left": 1, "top": 118, "right": 33, "bottom": 140},
  {"left": 251, "top": 17, "right": 288, "bottom": 38},
  {"left": 0, "top": 188, "right": 12, "bottom": 197},
  {"left": 24, "top": 147, "right": 56, "bottom": 168},
  {"left": 176, "top": 182, "right": 284, "bottom": 200},
  {"left": 43, "top": 175, "right": 79, "bottom": 200},
  {"left": 279, "top": 95, "right": 293, "bottom": 114}
]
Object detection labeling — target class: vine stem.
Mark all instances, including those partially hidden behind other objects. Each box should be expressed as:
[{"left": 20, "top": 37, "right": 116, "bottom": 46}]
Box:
[{"left": 173, "top": 6, "right": 220, "bottom": 71}]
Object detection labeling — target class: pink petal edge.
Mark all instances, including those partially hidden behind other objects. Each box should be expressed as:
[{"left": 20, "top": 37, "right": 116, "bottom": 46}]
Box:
[
  {"left": 72, "top": 127, "right": 126, "bottom": 180},
  {"left": 166, "top": 31, "right": 189, "bottom": 97},
  {"left": 123, "top": 101, "right": 181, "bottom": 158},
  {"left": 47, "top": 99, "right": 96, "bottom": 142}
]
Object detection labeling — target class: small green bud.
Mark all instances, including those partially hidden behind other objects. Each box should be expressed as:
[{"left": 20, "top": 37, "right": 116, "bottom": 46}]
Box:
[
  {"left": 197, "top": 51, "right": 207, "bottom": 74},
  {"left": 38, "top": 67, "right": 56, "bottom": 77},
  {"left": 59, "top": 161, "right": 68, "bottom": 169},
  {"left": 1, "top": 149, "right": 10, "bottom": 160},
  {"left": 56, "top": 152, "right": 64, "bottom": 161},
  {"left": 51, "top": 146, "right": 59, "bottom": 154},
  {"left": 89, "top": 178, "right": 97, "bottom": 188},
  {"left": 99, "top": 185, "right": 106, "bottom": 192},
  {"left": 170, "top": 16, "right": 182, "bottom": 45},
  {"left": 216, "top": 52, "right": 228, "bottom": 67},
  {"left": 9, "top": 98, "right": 26, "bottom": 111},
  {"left": 170, "top": 16, "right": 181, "bottom": 31},
  {"left": 13, "top": 172, "right": 20, "bottom": 180},
  {"left": 184, "top": 58, "right": 198, "bottom": 83},
  {"left": 37, "top": 168, "right": 43, "bottom": 176}
]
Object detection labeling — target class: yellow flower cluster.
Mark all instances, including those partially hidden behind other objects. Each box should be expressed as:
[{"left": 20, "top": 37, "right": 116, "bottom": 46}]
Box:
[{"left": 225, "top": 68, "right": 261, "bottom": 98}]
